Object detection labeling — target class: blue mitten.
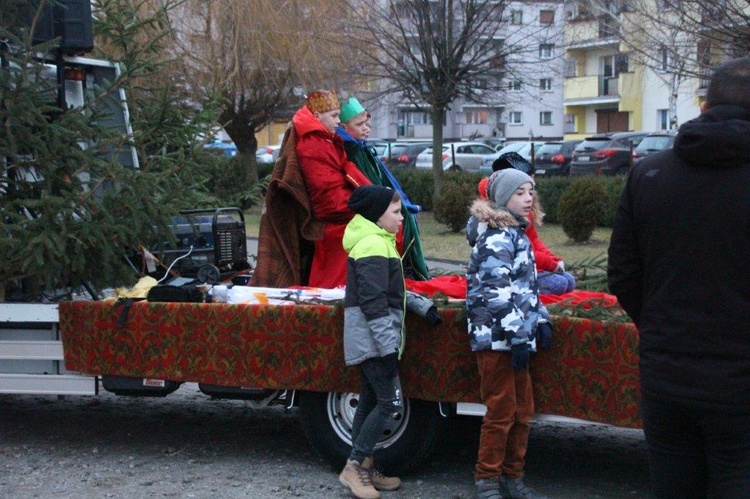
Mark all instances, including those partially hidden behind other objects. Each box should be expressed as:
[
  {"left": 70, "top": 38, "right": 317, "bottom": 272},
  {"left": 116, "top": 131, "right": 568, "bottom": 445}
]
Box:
[
  {"left": 537, "top": 322, "right": 552, "bottom": 350},
  {"left": 511, "top": 343, "right": 530, "bottom": 370}
]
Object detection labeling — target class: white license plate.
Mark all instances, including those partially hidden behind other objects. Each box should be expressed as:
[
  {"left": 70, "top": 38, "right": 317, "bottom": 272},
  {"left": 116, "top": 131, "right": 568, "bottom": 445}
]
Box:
[
  {"left": 577, "top": 156, "right": 590, "bottom": 161},
  {"left": 535, "top": 169, "right": 546, "bottom": 174}
]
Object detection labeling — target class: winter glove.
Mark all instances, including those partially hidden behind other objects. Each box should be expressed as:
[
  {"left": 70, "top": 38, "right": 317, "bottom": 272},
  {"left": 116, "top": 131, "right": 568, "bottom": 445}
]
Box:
[
  {"left": 537, "top": 322, "right": 552, "bottom": 350},
  {"left": 511, "top": 343, "right": 530, "bottom": 370},
  {"left": 425, "top": 306, "right": 443, "bottom": 327}
]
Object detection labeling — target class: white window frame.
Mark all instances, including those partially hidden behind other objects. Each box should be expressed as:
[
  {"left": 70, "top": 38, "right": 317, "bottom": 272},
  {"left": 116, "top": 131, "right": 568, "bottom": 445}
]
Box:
[
  {"left": 508, "top": 80, "right": 522, "bottom": 91},
  {"left": 540, "top": 111, "right": 553, "bottom": 126},
  {"left": 539, "top": 43, "right": 554, "bottom": 59},
  {"left": 657, "top": 109, "right": 670, "bottom": 130},
  {"left": 540, "top": 78, "right": 552, "bottom": 91},
  {"left": 508, "top": 111, "right": 523, "bottom": 125},
  {"left": 510, "top": 9, "right": 523, "bottom": 24}
]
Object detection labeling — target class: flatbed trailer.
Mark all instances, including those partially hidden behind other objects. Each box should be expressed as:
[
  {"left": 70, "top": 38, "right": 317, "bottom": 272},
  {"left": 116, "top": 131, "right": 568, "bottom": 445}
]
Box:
[{"left": 0, "top": 299, "right": 640, "bottom": 473}]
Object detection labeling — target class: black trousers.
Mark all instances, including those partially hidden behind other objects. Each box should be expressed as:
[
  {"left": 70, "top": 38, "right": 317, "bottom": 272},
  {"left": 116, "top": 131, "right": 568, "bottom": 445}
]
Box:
[{"left": 640, "top": 396, "right": 750, "bottom": 498}]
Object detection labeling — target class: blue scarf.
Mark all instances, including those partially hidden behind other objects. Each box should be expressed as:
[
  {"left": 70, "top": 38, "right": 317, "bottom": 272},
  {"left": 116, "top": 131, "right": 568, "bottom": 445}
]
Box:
[{"left": 336, "top": 127, "right": 421, "bottom": 214}]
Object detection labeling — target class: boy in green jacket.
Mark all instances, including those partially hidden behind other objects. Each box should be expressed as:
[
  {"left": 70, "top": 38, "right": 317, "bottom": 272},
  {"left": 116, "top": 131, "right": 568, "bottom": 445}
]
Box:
[{"left": 339, "top": 185, "right": 405, "bottom": 499}]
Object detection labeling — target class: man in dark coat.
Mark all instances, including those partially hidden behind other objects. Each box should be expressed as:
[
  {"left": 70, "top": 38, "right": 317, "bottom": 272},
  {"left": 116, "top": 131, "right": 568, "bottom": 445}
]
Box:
[{"left": 608, "top": 57, "right": 750, "bottom": 498}]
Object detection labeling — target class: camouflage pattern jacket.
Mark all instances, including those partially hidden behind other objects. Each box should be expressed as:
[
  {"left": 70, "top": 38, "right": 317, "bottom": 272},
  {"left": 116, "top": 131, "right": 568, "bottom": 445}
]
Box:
[{"left": 466, "top": 199, "right": 550, "bottom": 352}]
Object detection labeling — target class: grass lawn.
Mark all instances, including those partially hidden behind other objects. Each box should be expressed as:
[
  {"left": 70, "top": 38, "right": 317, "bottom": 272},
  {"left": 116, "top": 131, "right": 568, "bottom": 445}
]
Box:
[{"left": 245, "top": 206, "right": 611, "bottom": 267}]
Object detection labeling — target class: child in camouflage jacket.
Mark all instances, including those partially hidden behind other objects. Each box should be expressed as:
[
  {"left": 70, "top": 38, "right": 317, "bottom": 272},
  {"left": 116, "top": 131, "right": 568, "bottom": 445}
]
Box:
[{"left": 466, "top": 168, "right": 551, "bottom": 499}]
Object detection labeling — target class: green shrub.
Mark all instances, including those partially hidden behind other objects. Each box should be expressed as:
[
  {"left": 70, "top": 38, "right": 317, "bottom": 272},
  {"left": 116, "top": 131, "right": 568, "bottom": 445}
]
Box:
[
  {"left": 205, "top": 155, "right": 265, "bottom": 210},
  {"left": 557, "top": 177, "right": 607, "bottom": 242},
  {"left": 433, "top": 171, "right": 482, "bottom": 232},
  {"left": 391, "top": 168, "right": 435, "bottom": 211},
  {"left": 534, "top": 177, "right": 571, "bottom": 224}
]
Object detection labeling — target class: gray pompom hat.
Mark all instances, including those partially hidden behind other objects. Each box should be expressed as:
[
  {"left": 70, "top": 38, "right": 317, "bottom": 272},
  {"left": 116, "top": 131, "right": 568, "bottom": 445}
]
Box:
[{"left": 487, "top": 169, "right": 534, "bottom": 208}]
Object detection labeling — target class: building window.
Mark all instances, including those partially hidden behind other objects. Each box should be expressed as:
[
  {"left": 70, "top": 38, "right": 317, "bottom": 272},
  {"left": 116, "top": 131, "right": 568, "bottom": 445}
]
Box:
[
  {"left": 508, "top": 111, "right": 523, "bottom": 125},
  {"left": 540, "top": 111, "right": 553, "bottom": 126},
  {"left": 508, "top": 80, "right": 522, "bottom": 91},
  {"left": 658, "top": 109, "right": 670, "bottom": 130},
  {"left": 398, "top": 111, "right": 431, "bottom": 126},
  {"left": 540, "top": 78, "right": 552, "bottom": 91},
  {"left": 510, "top": 10, "right": 523, "bottom": 24},
  {"left": 466, "top": 109, "right": 489, "bottom": 125},
  {"left": 539, "top": 9, "right": 555, "bottom": 25},
  {"left": 539, "top": 43, "right": 554, "bottom": 59},
  {"left": 659, "top": 48, "right": 670, "bottom": 72}
]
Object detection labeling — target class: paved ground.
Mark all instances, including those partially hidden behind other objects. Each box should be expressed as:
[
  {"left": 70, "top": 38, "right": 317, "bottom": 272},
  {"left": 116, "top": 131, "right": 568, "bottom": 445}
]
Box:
[{"left": 1, "top": 384, "right": 651, "bottom": 498}]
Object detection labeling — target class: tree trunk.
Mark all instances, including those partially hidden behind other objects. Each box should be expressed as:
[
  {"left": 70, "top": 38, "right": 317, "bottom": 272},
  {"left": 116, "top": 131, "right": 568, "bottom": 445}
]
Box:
[
  {"left": 431, "top": 106, "right": 445, "bottom": 199},
  {"left": 221, "top": 110, "right": 260, "bottom": 183}
]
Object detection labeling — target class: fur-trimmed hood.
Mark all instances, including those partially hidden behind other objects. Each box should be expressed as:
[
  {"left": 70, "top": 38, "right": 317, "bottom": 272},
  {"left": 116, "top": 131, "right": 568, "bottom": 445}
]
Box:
[{"left": 469, "top": 198, "right": 528, "bottom": 229}]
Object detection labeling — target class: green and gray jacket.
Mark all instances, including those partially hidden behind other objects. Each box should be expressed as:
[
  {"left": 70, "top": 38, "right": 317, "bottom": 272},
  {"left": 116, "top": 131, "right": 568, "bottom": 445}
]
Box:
[{"left": 342, "top": 214, "right": 406, "bottom": 366}]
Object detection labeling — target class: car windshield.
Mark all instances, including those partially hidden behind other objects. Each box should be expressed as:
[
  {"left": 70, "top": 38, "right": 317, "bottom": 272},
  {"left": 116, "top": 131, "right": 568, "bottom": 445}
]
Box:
[
  {"left": 537, "top": 143, "right": 563, "bottom": 154},
  {"left": 635, "top": 136, "right": 674, "bottom": 152},
  {"left": 372, "top": 144, "right": 388, "bottom": 155},
  {"left": 391, "top": 144, "right": 410, "bottom": 155},
  {"left": 576, "top": 138, "right": 611, "bottom": 152}
]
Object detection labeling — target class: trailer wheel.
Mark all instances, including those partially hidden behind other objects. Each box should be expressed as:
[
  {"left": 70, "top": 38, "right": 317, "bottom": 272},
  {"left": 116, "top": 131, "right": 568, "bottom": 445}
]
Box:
[{"left": 298, "top": 391, "right": 442, "bottom": 475}]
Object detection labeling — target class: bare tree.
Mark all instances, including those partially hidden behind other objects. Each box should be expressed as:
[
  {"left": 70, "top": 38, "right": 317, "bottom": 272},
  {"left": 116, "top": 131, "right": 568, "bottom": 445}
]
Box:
[
  {"left": 343, "top": 0, "right": 529, "bottom": 196},
  {"left": 171, "top": 0, "right": 356, "bottom": 180}
]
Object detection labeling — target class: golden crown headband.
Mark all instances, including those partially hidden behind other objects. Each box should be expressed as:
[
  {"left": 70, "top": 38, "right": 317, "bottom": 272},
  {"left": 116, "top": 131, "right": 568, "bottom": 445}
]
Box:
[{"left": 306, "top": 90, "right": 340, "bottom": 114}]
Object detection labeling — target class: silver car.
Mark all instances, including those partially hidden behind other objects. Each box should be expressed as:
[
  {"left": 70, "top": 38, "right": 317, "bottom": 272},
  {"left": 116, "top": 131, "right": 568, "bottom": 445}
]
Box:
[{"left": 415, "top": 142, "right": 496, "bottom": 172}]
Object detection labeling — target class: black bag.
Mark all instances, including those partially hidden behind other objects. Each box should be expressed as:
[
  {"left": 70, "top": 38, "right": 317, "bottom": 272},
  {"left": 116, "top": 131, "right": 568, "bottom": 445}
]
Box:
[{"left": 147, "top": 283, "right": 204, "bottom": 303}]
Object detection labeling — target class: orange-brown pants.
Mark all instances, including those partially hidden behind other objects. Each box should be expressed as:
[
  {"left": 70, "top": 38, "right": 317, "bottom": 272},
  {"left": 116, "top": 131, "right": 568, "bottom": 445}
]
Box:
[{"left": 474, "top": 350, "right": 534, "bottom": 481}]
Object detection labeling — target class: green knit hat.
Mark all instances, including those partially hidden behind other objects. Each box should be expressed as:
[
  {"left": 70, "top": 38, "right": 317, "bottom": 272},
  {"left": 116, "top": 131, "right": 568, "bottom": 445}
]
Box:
[{"left": 339, "top": 97, "right": 366, "bottom": 123}]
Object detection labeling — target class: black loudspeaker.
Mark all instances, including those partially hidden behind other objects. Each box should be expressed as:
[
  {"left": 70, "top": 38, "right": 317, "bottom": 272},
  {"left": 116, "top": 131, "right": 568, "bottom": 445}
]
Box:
[{"left": 32, "top": 0, "right": 94, "bottom": 55}]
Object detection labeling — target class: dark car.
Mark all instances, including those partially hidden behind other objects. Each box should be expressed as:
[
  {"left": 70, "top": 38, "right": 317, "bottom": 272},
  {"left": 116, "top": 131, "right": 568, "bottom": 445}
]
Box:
[
  {"left": 631, "top": 130, "right": 677, "bottom": 165},
  {"left": 533, "top": 140, "right": 582, "bottom": 177},
  {"left": 569, "top": 131, "right": 649, "bottom": 176},
  {"left": 385, "top": 142, "right": 432, "bottom": 168}
]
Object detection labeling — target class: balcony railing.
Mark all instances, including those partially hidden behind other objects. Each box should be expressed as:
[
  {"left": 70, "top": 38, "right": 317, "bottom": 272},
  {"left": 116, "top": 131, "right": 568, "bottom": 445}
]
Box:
[{"left": 599, "top": 76, "right": 619, "bottom": 96}]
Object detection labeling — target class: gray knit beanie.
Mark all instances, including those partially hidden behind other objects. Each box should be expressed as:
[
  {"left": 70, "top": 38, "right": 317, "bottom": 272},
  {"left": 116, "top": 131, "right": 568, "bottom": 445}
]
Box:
[{"left": 487, "top": 169, "right": 534, "bottom": 208}]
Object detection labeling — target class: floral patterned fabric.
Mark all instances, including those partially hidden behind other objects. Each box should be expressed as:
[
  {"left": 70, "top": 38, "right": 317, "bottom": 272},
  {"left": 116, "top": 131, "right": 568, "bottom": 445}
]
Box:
[{"left": 59, "top": 301, "right": 640, "bottom": 428}]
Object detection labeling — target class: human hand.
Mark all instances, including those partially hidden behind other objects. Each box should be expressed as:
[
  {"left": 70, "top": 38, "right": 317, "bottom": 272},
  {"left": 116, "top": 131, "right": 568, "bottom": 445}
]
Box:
[
  {"left": 425, "top": 306, "right": 443, "bottom": 327},
  {"left": 511, "top": 343, "right": 530, "bottom": 370},
  {"left": 537, "top": 322, "right": 552, "bottom": 350},
  {"left": 555, "top": 261, "right": 565, "bottom": 274}
]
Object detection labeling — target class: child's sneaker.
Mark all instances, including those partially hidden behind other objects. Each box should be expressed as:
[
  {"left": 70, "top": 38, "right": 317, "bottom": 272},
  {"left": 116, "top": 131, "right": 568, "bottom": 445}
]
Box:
[
  {"left": 498, "top": 476, "right": 549, "bottom": 499},
  {"left": 475, "top": 478, "right": 503, "bottom": 499}
]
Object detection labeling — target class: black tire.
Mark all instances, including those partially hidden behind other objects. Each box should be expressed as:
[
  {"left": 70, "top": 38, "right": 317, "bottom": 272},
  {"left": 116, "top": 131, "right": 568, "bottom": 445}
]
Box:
[
  {"left": 447, "top": 164, "right": 462, "bottom": 172},
  {"left": 298, "top": 391, "right": 442, "bottom": 475}
]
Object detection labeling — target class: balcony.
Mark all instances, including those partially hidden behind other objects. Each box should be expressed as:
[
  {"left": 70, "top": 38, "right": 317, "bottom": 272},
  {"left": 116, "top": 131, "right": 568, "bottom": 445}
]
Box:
[
  {"left": 565, "top": 17, "right": 619, "bottom": 49},
  {"left": 564, "top": 75, "right": 621, "bottom": 106}
]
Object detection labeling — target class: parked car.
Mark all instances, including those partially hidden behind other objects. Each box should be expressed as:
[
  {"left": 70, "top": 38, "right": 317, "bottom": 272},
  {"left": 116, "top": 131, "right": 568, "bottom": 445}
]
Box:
[
  {"left": 370, "top": 140, "right": 394, "bottom": 162},
  {"left": 533, "top": 140, "right": 582, "bottom": 177},
  {"left": 569, "top": 131, "right": 649, "bottom": 176},
  {"left": 415, "top": 142, "right": 496, "bottom": 172},
  {"left": 480, "top": 141, "right": 546, "bottom": 174},
  {"left": 631, "top": 130, "right": 677, "bottom": 165},
  {"left": 205, "top": 140, "right": 238, "bottom": 158},
  {"left": 255, "top": 144, "right": 281, "bottom": 163},
  {"left": 386, "top": 142, "right": 432, "bottom": 168}
]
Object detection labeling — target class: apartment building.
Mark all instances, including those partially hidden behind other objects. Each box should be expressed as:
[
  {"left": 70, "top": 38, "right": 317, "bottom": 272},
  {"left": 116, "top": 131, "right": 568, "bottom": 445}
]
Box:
[
  {"left": 366, "top": 0, "right": 567, "bottom": 142},
  {"left": 562, "top": 0, "right": 703, "bottom": 138}
]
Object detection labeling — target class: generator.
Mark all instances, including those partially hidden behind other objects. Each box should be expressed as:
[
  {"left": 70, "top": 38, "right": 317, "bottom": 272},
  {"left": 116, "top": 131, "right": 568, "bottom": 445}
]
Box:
[{"left": 151, "top": 207, "right": 250, "bottom": 283}]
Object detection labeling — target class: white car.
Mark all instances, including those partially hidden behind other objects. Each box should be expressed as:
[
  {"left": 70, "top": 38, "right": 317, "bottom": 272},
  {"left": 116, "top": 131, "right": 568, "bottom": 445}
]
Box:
[
  {"left": 414, "top": 142, "right": 496, "bottom": 172},
  {"left": 255, "top": 144, "right": 282, "bottom": 163},
  {"left": 480, "top": 141, "right": 546, "bottom": 173}
]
